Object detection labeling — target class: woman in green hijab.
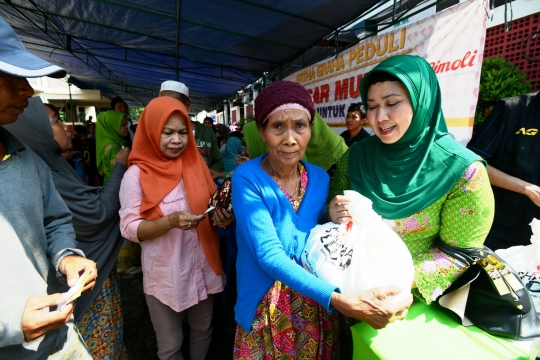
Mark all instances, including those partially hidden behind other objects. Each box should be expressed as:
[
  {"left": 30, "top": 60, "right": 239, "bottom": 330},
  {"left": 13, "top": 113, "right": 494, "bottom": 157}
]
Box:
[
  {"left": 97, "top": 110, "right": 141, "bottom": 273},
  {"left": 328, "top": 54, "right": 494, "bottom": 303},
  {"left": 96, "top": 109, "right": 128, "bottom": 185}
]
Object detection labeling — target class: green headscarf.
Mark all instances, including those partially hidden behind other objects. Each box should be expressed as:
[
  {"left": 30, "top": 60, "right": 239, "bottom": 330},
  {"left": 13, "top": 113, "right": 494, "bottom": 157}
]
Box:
[
  {"left": 96, "top": 110, "right": 126, "bottom": 175},
  {"left": 349, "top": 55, "right": 482, "bottom": 219},
  {"left": 243, "top": 113, "right": 348, "bottom": 171}
]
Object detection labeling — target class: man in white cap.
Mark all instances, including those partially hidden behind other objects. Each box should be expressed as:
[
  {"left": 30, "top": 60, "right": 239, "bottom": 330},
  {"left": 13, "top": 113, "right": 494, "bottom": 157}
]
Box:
[
  {"left": 0, "top": 16, "right": 96, "bottom": 359},
  {"left": 159, "top": 80, "right": 224, "bottom": 175}
]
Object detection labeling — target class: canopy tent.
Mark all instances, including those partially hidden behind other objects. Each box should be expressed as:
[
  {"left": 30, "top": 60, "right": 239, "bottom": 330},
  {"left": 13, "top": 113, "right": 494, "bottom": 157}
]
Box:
[{"left": 0, "top": 0, "right": 436, "bottom": 113}]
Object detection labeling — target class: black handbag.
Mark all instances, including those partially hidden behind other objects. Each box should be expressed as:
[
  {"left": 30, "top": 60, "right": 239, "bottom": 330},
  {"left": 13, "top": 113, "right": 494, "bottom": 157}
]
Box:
[{"left": 436, "top": 239, "right": 540, "bottom": 340}]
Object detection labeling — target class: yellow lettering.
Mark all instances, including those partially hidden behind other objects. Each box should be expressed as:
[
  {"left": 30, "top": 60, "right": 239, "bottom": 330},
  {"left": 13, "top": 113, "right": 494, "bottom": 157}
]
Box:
[
  {"left": 400, "top": 28, "right": 406, "bottom": 49},
  {"left": 349, "top": 49, "right": 356, "bottom": 67},
  {"left": 356, "top": 46, "right": 364, "bottom": 64},
  {"left": 317, "top": 64, "right": 323, "bottom": 77},
  {"left": 366, "top": 43, "right": 376, "bottom": 61},
  {"left": 526, "top": 128, "right": 538, "bottom": 136},
  {"left": 338, "top": 55, "right": 344, "bottom": 70},
  {"left": 515, "top": 128, "right": 526, "bottom": 135},
  {"left": 375, "top": 36, "right": 388, "bottom": 56},
  {"left": 389, "top": 32, "right": 399, "bottom": 52}
]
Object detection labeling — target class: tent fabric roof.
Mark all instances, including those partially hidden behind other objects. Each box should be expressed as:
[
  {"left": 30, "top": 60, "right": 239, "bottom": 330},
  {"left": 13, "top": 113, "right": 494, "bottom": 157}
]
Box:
[{"left": 0, "top": 0, "right": 378, "bottom": 113}]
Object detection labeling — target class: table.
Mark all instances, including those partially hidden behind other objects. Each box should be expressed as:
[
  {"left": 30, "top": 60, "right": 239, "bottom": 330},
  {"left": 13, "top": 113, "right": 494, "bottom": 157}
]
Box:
[{"left": 351, "top": 301, "right": 533, "bottom": 359}]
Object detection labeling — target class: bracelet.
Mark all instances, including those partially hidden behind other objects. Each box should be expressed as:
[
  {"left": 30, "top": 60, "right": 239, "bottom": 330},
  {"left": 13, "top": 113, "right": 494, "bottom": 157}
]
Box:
[{"left": 222, "top": 172, "right": 229, "bottom": 180}]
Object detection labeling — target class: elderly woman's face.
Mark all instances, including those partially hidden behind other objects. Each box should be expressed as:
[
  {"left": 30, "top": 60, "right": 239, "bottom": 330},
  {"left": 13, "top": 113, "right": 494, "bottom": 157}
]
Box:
[
  {"left": 259, "top": 108, "right": 311, "bottom": 167},
  {"left": 46, "top": 105, "right": 72, "bottom": 152},
  {"left": 160, "top": 111, "right": 189, "bottom": 159},
  {"left": 366, "top": 81, "right": 413, "bottom": 144}
]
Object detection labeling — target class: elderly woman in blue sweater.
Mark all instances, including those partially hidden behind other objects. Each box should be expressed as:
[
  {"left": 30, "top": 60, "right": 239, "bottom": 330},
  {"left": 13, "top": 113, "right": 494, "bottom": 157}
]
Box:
[{"left": 231, "top": 81, "right": 413, "bottom": 359}]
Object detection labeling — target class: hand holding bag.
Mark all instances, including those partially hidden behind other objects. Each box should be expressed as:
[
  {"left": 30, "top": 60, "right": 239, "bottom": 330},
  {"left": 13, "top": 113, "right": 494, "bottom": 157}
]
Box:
[
  {"left": 436, "top": 239, "right": 540, "bottom": 340},
  {"left": 301, "top": 190, "right": 414, "bottom": 298}
]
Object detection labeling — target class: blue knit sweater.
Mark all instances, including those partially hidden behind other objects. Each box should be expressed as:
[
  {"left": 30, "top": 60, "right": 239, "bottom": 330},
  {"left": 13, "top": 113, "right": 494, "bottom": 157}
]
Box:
[{"left": 232, "top": 155, "right": 338, "bottom": 332}]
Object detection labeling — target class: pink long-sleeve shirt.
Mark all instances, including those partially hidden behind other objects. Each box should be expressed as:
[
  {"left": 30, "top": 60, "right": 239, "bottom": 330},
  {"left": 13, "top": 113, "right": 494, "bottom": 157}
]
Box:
[{"left": 119, "top": 165, "right": 224, "bottom": 312}]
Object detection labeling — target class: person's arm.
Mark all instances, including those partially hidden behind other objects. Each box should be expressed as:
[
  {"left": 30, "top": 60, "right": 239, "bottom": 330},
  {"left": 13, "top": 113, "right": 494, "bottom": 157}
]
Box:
[
  {"left": 486, "top": 165, "right": 540, "bottom": 207},
  {"left": 136, "top": 212, "right": 204, "bottom": 241},
  {"left": 56, "top": 148, "right": 130, "bottom": 227},
  {"left": 326, "top": 148, "right": 352, "bottom": 222},
  {"left": 1, "top": 158, "right": 96, "bottom": 347},
  {"left": 36, "top": 159, "right": 86, "bottom": 284},
  {"left": 414, "top": 162, "right": 494, "bottom": 303},
  {"left": 118, "top": 168, "right": 204, "bottom": 242},
  {"left": 101, "top": 143, "right": 122, "bottom": 184},
  {"left": 232, "top": 169, "right": 338, "bottom": 310},
  {"left": 331, "top": 286, "right": 413, "bottom": 329}
]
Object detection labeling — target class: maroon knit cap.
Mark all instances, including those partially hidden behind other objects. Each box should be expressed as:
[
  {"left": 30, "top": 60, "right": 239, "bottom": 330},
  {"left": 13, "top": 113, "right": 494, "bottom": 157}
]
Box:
[{"left": 255, "top": 81, "right": 315, "bottom": 126}]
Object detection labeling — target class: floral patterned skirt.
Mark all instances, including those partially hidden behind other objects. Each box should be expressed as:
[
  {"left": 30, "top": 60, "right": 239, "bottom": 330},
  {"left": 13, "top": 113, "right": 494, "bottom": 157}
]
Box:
[
  {"left": 76, "top": 270, "right": 128, "bottom": 359},
  {"left": 233, "top": 280, "right": 338, "bottom": 360}
]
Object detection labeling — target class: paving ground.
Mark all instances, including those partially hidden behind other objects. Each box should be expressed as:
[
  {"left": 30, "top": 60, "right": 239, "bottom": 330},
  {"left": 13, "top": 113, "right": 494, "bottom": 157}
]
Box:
[{"left": 119, "top": 270, "right": 237, "bottom": 360}]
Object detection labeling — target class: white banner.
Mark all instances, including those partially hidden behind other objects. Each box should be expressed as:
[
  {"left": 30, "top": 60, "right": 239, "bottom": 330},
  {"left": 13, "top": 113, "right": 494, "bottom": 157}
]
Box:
[{"left": 285, "top": 0, "right": 487, "bottom": 145}]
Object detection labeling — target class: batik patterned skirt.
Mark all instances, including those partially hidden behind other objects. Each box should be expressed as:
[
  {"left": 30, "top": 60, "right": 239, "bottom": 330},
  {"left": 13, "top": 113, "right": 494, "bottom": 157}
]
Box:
[
  {"left": 233, "top": 280, "right": 338, "bottom": 360},
  {"left": 76, "top": 270, "right": 129, "bottom": 359}
]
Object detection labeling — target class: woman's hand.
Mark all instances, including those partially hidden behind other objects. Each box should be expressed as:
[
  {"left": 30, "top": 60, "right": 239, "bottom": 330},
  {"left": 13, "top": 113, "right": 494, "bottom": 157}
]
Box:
[
  {"left": 235, "top": 154, "right": 250, "bottom": 166},
  {"left": 211, "top": 208, "right": 234, "bottom": 228},
  {"left": 58, "top": 255, "right": 97, "bottom": 293},
  {"left": 114, "top": 146, "right": 130, "bottom": 167},
  {"left": 328, "top": 195, "right": 353, "bottom": 224},
  {"left": 168, "top": 211, "right": 205, "bottom": 231},
  {"left": 331, "top": 286, "right": 413, "bottom": 330}
]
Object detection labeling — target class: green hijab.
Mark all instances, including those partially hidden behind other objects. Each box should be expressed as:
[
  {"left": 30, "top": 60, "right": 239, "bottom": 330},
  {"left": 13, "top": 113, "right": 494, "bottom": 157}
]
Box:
[
  {"left": 349, "top": 55, "right": 482, "bottom": 219},
  {"left": 96, "top": 110, "right": 126, "bottom": 173}
]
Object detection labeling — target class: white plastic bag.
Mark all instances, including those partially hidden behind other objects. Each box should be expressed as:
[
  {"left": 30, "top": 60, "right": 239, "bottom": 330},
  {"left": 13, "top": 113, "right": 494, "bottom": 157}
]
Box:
[
  {"left": 495, "top": 218, "right": 540, "bottom": 312},
  {"left": 301, "top": 190, "right": 414, "bottom": 300}
]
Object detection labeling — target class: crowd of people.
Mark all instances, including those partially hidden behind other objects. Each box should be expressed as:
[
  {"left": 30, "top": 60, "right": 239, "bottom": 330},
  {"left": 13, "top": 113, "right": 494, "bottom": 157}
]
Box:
[{"left": 1, "top": 13, "right": 539, "bottom": 360}]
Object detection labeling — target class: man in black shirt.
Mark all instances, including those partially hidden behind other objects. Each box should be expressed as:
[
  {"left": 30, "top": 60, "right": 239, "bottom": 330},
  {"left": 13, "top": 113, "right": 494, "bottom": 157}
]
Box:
[{"left": 467, "top": 92, "right": 540, "bottom": 250}]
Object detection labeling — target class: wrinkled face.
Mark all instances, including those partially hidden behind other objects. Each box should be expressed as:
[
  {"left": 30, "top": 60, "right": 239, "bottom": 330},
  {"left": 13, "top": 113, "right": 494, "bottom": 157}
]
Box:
[
  {"left": 119, "top": 117, "right": 128, "bottom": 137},
  {"left": 46, "top": 105, "right": 72, "bottom": 152},
  {"left": 259, "top": 108, "right": 311, "bottom": 168},
  {"left": 0, "top": 72, "right": 34, "bottom": 125},
  {"left": 160, "top": 111, "right": 189, "bottom": 159},
  {"left": 366, "top": 81, "right": 413, "bottom": 144},
  {"left": 345, "top": 110, "right": 365, "bottom": 133},
  {"left": 203, "top": 118, "right": 213, "bottom": 128},
  {"left": 114, "top": 101, "right": 128, "bottom": 114}
]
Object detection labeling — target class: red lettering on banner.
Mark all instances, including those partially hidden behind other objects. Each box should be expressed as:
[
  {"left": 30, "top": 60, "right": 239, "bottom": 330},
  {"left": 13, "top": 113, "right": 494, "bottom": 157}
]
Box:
[
  {"left": 335, "top": 79, "right": 349, "bottom": 101},
  {"left": 349, "top": 75, "right": 362, "bottom": 99},
  {"left": 313, "top": 87, "right": 320, "bottom": 103},
  {"left": 311, "top": 83, "right": 331, "bottom": 103},
  {"left": 430, "top": 50, "right": 478, "bottom": 74},
  {"left": 320, "top": 84, "right": 330, "bottom": 103}
]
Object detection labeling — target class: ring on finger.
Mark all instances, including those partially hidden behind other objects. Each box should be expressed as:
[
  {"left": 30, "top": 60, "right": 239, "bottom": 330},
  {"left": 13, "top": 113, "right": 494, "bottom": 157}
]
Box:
[{"left": 188, "top": 222, "right": 191, "bottom": 228}]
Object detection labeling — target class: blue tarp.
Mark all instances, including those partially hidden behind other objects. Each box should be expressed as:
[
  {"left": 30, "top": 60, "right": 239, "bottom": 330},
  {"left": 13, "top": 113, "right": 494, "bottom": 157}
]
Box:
[{"left": 0, "top": 0, "right": 378, "bottom": 112}]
